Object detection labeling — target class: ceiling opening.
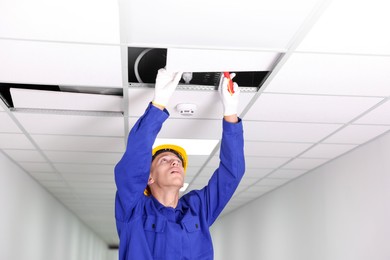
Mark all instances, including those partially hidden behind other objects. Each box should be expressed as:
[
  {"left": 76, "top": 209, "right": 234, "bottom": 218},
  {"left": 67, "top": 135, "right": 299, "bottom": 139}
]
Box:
[{"left": 128, "top": 47, "right": 270, "bottom": 90}]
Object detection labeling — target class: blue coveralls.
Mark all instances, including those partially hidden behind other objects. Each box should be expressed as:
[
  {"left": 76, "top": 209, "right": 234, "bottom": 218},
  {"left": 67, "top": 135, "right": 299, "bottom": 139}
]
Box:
[{"left": 114, "top": 103, "right": 245, "bottom": 260}]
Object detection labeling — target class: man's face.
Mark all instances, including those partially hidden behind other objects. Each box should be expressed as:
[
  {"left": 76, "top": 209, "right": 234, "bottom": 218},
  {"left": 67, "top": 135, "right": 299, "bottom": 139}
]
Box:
[{"left": 149, "top": 151, "right": 185, "bottom": 190}]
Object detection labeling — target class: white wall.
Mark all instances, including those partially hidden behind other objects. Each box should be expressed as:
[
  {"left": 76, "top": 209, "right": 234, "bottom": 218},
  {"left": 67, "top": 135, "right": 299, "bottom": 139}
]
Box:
[
  {"left": 0, "top": 152, "right": 114, "bottom": 260},
  {"left": 211, "top": 131, "right": 390, "bottom": 260}
]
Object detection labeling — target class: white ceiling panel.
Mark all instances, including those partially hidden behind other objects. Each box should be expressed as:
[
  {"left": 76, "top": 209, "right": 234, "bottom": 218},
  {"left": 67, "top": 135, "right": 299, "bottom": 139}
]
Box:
[
  {"left": 19, "top": 162, "right": 54, "bottom": 172},
  {"left": 244, "top": 121, "right": 342, "bottom": 142},
  {"left": 40, "top": 181, "right": 68, "bottom": 189},
  {"left": 0, "top": 104, "right": 4, "bottom": 111},
  {"left": 128, "top": 88, "right": 255, "bottom": 119},
  {"left": 43, "top": 151, "right": 122, "bottom": 165},
  {"left": 0, "top": 112, "right": 21, "bottom": 133},
  {"left": 11, "top": 89, "right": 123, "bottom": 111},
  {"left": 167, "top": 48, "right": 279, "bottom": 72},
  {"left": 0, "top": 0, "right": 120, "bottom": 44},
  {"left": 238, "top": 177, "right": 261, "bottom": 187},
  {"left": 184, "top": 167, "right": 203, "bottom": 181},
  {"left": 268, "top": 169, "right": 307, "bottom": 179},
  {"left": 245, "top": 93, "right": 383, "bottom": 123},
  {"left": 31, "top": 135, "right": 125, "bottom": 152},
  {"left": 282, "top": 158, "right": 328, "bottom": 170},
  {"left": 265, "top": 53, "right": 390, "bottom": 96},
  {"left": 70, "top": 182, "right": 115, "bottom": 190},
  {"left": 245, "top": 156, "right": 291, "bottom": 169},
  {"left": 355, "top": 100, "right": 390, "bottom": 125},
  {"left": 324, "top": 125, "right": 390, "bottom": 144},
  {"left": 186, "top": 155, "right": 210, "bottom": 167},
  {"left": 207, "top": 155, "right": 291, "bottom": 169},
  {"left": 234, "top": 185, "right": 275, "bottom": 198},
  {"left": 0, "top": 40, "right": 122, "bottom": 87},
  {"left": 157, "top": 119, "right": 222, "bottom": 140},
  {"left": 54, "top": 163, "right": 114, "bottom": 174},
  {"left": 301, "top": 143, "right": 358, "bottom": 158},
  {"left": 245, "top": 141, "right": 313, "bottom": 157},
  {"left": 242, "top": 168, "right": 273, "bottom": 179},
  {"left": 29, "top": 172, "right": 63, "bottom": 182},
  {"left": 120, "top": 0, "right": 320, "bottom": 50},
  {"left": 3, "top": 150, "right": 46, "bottom": 162},
  {"left": 61, "top": 173, "right": 113, "bottom": 183},
  {"left": 297, "top": 0, "right": 390, "bottom": 55},
  {"left": 257, "top": 178, "right": 291, "bottom": 186},
  {"left": 0, "top": 133, "right": 34, "bottom": 149},
  {"left": 14, "top": 113, "right": 124, "bottom": 136}
]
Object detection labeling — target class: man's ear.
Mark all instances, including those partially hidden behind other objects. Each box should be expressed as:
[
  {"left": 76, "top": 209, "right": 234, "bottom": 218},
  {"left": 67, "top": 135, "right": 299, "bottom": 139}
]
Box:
[{"left": 148, "top": 176, "right": 154, "bottom": 185}]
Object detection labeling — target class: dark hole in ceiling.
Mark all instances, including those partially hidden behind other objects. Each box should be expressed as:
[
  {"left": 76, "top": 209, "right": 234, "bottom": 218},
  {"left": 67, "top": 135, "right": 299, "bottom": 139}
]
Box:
[{"left": 128, "top": 47, "right": 270, "bottom": 88}]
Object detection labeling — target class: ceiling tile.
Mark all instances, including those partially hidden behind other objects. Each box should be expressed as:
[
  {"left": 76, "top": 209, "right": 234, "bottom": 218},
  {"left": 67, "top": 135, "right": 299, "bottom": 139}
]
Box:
[
  {"left": 11, "top": 89, "right": 123, "bottom": 112},
  {"left": 70, "top": 182, "right": 115, "bottom": 190},
  {"left": 239, "top": 177, "right": 263, "bottom": 187},
  {"left": 31, "top": 135, "right": 125, "bottom": 152},
  {"left": 235, "top": 184, "right": 275, "bottom": 198},
  {"left": 29, "top": 172, "right": 64, "bottom": 182},
  {"left": 244, "top": 121, "right": 342, "bottom": 142},
  {"left": 242, "top": 168, "right": 273, "bottom": 179},
  {"left": 245, "top": 141, "right": 313, "bottom": 157},
  {"left": 19, "top": 162, "right": 54, "bottom": 172},
  {"left": 128, "top": 88, "right": 255, "bottom": 120},
  {"left": 297, "top": 0, "right": 390, "bottom": 55},
  {"left": 40, "top": 180, "right": 69, "bottom": 189},
  {"left": 257, "top": 178, "right": 291, "bottom": 186},
  {"left": 0, "top": 40, "right": 122, "bottom": 87},
  {"left": 215, "top": 156, "right": 291, "bottom": 169},
  {"left": 324, "top": 125, "right": 390, "bottom": 144},
  {"left": 14, "top": 113, "right": 124, "bottom": 136},
  {"left": 265, "top": 53, "right": 390, "bottom": 96},
  {"left": 0, "top": 112, "right": 21, "bottom": 133},
  {"left": 167, "top": 48, "right": 279, "bottom": 72},
  {"left": 61, "top": 173, "right": 113, "bottom": 183},
  {"left": 0, "top": 133, "right": 34, "bottom": 149},
  {"left": 157, "top": 118, "right": 222, "bottom": 140},
  {"left": 300, "top": 143, "right": 358, "bottom": 159},
  {"left": 247, "top": 157, "right": 291, "bottom": 169},
  {"left": 245, "top": 93, "right": 383, "bottom": 123},
  {"left": 355, "top": 100, "right": 390, "bottom": 125},
  {"left": 186, "top": 155, "right": 210, "bottom": 167},
  {"left": 44, "top": 151, "right": 122, "bottom": 164},
  {"left": 0, "top": 0, "right": 120, "bottom": 43},
  {"left": 184, "top": 167, "right": 203, "bottom": 180},
  {"left": 268, "top": 169, "right": 307, "bottom": 179},
  {"left": 120, "top": 0, "right": 319, "bottom": 50},
  {"left": 282, "top": 158, "right": 328, "bottom": 170},
  {"left": 3, "top": 150, "right": 46, "bottom": 162},
  {"left": 54, "top": 163, "right": 114, "bottom": 174}
]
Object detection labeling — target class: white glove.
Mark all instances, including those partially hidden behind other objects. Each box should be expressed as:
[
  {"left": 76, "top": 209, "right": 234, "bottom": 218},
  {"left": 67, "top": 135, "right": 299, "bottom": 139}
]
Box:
[
  {"left": 219, "top": 73, "right": 240, "bottom": 116},
  {"left": 152, "top": 68, "right": 183, "bottom": 107}
]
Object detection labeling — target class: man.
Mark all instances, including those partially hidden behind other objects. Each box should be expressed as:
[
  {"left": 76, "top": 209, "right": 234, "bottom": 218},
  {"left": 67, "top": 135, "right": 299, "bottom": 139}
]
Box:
[{"left": 114, "top": 68, "right": 245, "bottom": 259}]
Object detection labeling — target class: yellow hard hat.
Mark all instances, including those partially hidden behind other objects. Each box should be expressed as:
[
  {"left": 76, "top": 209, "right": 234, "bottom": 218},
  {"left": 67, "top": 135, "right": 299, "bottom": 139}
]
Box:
[{"left": 144, "top": 144, "right": 188, "bottom": 196}]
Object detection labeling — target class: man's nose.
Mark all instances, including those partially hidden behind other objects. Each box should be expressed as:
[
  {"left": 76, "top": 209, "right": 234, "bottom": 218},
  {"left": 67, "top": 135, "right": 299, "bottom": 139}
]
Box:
[{"left": 171, "top": 159, "right": 179, "bottom": 166}]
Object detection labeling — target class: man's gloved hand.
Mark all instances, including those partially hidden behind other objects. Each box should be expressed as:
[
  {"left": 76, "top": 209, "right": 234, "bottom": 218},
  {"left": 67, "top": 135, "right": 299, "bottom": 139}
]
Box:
[
  {"left": 219, "top": 73, "right": 240, "bottom": 116},
  {"left": 152, "top": 68, "right": 183, "bottom": 107}
]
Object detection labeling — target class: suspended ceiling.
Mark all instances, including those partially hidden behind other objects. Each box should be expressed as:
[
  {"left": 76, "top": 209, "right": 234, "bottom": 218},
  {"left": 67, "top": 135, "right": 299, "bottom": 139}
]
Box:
[{"left": 1, "top": 0, "right": 390, "bottom": 246}]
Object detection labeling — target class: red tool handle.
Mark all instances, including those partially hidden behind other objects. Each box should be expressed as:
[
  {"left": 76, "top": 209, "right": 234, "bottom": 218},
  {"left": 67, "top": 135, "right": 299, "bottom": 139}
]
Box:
[{"left": 223, "top": 72, "right": 235, "bottom": 95}]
